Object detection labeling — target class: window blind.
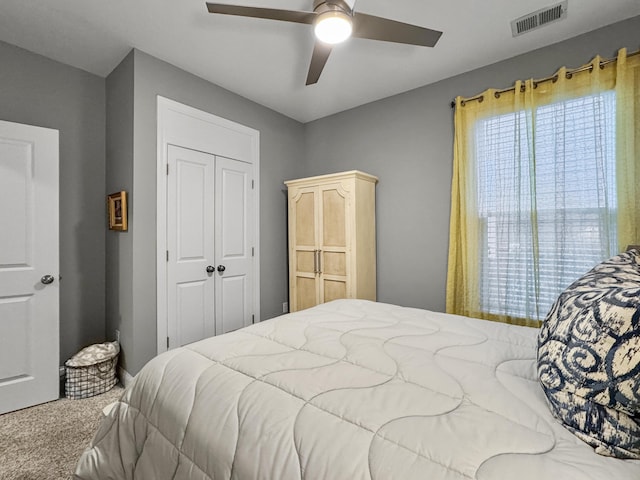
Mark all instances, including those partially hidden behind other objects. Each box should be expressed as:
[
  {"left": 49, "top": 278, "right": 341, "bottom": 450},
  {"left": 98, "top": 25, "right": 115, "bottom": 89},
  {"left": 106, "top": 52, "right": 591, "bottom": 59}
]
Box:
[{"left": 474, "top": 91, "right": 617, "bottom": 321}]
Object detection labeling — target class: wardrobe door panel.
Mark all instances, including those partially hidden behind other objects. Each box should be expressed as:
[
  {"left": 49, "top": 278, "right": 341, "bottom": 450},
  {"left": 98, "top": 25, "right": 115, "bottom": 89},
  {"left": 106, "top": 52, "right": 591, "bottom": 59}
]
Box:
[
  {"left": 296, "top": 250, "right": 316, "bottom": 274},
  {"left": 323, "top": 279, "right": 347, "bottom": 303},
  {"left": 321, "top": 187, "right": 346, "bottom": 248},
  {"left": 296, "top": 277, "right": 318, "bottom": 311},
  {"left": 295, "top": 191, "right": 316, "bottom": 247},
  {"left": 322, "top": 251, "right": 346, "bottom": 276}
]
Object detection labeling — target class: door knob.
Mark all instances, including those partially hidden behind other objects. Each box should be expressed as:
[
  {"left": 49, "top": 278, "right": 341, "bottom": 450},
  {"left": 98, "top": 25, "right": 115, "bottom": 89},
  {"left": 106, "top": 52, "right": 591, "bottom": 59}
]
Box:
[
  {"left": 206, "top": 265, "right": 215, "bottom": 273},
  {"left": 217, "top": 265, "right": 226, "bottom": 273},
  {"left": 41, "top": 275, "right": 55, "bottom": 285}
]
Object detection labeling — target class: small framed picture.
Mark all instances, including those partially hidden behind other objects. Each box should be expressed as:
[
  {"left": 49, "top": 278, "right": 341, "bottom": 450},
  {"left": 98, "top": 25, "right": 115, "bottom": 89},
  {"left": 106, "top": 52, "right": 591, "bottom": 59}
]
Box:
[{"left": 107, "top": 191, "right": 128, "bottom": 231}]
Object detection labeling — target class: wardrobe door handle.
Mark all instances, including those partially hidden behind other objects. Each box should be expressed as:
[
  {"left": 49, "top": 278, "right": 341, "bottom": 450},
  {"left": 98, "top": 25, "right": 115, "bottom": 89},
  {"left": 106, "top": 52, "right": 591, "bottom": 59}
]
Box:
[
  {"left": 313, "top": 250, "right": 318, "bottom": 274},
  {"left": 317, "top": 250, "right": 322, "bottom": 274}
]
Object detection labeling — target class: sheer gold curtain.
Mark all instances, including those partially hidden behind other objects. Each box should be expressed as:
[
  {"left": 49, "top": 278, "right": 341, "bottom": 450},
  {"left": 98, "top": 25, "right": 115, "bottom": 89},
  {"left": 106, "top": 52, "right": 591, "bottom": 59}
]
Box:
[{"left": 447, "top": 48, "right": 640, "bottom": 327}]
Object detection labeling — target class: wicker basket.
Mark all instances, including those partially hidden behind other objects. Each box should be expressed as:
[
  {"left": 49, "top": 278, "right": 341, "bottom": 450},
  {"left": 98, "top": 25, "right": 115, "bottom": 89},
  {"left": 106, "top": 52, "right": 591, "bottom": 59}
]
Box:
[{"left": 65, "top": 341, "right": 119, "bottom": 399}]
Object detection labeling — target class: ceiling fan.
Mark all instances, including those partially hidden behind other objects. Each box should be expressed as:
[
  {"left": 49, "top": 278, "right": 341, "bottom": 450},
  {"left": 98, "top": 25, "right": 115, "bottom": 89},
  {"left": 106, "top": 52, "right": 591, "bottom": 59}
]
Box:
[{"left": 205, "top": 1, "right": 443, "bottom": 85}]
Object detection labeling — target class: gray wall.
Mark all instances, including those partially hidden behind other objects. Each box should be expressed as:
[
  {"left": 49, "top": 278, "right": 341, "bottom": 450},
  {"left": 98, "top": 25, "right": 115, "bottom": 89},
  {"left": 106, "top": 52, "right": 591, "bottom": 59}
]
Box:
[
  {"left": 0, "top": 41, "right": 106, "bottom": 364},
  {"left": 3, "top": 14, "right": 632, "bottom": 375},
  {"left": 105, "top": 52, "right": 134, "bottom": 370},
  {"left": 109, "top": 50, "right": 305, "bottom": 375},
  {"left": 303, "top": 15, "right": 640, "bottom": 312}
]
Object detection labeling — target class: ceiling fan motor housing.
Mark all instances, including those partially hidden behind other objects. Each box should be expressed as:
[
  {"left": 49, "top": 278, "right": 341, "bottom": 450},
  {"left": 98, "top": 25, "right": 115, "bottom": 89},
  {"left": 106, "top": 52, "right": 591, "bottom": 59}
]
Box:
[{"left": 313, "top": 0, "right": 353, "bottom": 16}]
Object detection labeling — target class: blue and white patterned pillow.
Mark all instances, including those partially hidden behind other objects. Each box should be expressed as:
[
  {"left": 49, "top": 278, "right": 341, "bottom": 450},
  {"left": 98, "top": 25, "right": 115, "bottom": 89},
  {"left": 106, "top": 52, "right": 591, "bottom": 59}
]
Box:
[{"left": 537, "top": 249, "right": 640, "bottom": 459}]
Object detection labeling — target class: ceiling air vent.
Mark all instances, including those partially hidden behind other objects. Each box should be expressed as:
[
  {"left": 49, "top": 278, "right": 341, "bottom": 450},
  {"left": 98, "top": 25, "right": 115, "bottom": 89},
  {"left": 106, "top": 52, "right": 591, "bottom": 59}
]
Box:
[{"left": 511, "top": 1, "right": 568, "bottom": 37}]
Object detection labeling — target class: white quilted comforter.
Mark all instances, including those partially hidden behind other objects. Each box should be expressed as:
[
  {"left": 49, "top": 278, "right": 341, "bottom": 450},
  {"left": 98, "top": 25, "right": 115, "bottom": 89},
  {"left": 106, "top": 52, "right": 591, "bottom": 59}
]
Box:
[{"left": 74, "top": 300, "right": 640, "bottom": 479}]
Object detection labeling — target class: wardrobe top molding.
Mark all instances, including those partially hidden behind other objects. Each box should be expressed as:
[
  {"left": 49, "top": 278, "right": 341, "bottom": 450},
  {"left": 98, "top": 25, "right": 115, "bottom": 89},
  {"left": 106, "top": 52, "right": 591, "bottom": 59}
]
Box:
[{"left": 284, "top": 170, "right": 378, "bottom": 187}]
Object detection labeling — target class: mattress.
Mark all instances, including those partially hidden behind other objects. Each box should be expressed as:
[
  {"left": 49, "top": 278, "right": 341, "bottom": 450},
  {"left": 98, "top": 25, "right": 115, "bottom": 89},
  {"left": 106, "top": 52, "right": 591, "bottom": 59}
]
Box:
[{"left": 74, "top": 299, "right": 640, "bottom": 479}]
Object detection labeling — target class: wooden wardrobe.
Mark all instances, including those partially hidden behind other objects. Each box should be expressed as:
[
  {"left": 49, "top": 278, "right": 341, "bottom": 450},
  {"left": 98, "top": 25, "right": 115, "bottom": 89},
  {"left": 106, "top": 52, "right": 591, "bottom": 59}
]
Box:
[{"left": 285, "top": 170, "right": 378, "bottom": 312}]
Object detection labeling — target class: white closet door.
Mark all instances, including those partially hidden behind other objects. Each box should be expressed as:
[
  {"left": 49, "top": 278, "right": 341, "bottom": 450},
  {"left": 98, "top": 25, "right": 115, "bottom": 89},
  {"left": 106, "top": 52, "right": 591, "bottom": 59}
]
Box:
[
  {"left": 215, "top": 156, "right": 254, "bottom": 334},
  {"left": 166, "top": 147, "right": 255, "bottom": 346},
  {"left": 0, "top": 120, "right": 59, "bottom": 414},
  {"left": 167, "top": 145, "right": 215, "bottom": 347}
]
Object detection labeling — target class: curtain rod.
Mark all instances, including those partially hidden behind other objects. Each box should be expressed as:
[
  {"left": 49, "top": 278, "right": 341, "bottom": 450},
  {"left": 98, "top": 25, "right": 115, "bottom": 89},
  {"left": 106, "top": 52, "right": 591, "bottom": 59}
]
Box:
[{"left": 450, "top": 49, "right": 640, "bottom": 109}]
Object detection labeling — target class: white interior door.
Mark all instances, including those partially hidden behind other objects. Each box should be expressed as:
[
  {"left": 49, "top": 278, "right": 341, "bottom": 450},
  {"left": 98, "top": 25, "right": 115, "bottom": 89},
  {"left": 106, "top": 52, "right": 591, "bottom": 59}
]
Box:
[
  {"left": 167, "top": 145, "right": 215, "bottom": 348},
  {"left": 0, "top": 120, "right": 59, "bottom": 414},
  {"left": 215, "top": 156, "right": 254, "bottom": 334},
  {"left": 166, "top": 147, "right": 255, "bottom": 347}
]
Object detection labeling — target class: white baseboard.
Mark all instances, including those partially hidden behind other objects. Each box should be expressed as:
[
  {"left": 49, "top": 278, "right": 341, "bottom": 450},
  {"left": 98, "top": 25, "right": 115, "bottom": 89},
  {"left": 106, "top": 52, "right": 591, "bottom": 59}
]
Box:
[{"left": 118, "top": 366, "right": 135, "bottom": 388}]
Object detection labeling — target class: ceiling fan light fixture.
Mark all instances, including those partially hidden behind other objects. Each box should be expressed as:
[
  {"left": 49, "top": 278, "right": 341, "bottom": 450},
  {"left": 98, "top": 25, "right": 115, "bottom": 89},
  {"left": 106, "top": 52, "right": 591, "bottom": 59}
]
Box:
[{"left": 314, "top": 11, "right": 352, "bottom": 44}]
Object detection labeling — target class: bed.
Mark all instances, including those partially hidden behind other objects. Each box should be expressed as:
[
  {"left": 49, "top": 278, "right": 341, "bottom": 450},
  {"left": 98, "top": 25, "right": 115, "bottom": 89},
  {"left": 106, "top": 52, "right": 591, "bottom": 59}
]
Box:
[{"left": 73, "top": 298, "right": 640, "bottom": 479}]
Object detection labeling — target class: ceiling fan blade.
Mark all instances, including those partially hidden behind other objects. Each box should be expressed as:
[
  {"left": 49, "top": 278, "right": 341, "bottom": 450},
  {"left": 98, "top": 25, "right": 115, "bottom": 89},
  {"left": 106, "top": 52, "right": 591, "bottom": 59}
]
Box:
[
  {"left": 352, "top": 12, "right": 442, "bottom": 47},
  {"left": 306, "top": 41, "right": 332, "bottom": 86},
  {"left": 206, "top": 3, "right": 316, "bottom": 25}
]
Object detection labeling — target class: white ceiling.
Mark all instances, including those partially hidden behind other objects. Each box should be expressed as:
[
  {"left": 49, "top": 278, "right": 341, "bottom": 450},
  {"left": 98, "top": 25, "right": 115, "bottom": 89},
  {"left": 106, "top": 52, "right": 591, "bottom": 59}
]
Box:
[{"left": 0, "top": 0, "right": 638, "bottom": 123}]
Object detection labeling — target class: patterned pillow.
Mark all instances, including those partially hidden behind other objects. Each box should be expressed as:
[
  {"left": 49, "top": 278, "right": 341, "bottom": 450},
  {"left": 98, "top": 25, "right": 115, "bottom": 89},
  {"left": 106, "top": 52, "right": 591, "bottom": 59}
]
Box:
[{"left": 537, "top": 249, "right": 640, "bottom": 459}]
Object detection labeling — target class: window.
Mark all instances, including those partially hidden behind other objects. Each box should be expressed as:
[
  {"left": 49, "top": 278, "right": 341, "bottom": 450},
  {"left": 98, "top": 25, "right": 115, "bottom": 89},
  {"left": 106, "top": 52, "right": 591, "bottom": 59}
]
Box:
[
  {"left": 474, "top": 92, "right": 618, "bottom": 321},
  {"left": 448, "top": 50, "right": 639, "bottom": 327}
]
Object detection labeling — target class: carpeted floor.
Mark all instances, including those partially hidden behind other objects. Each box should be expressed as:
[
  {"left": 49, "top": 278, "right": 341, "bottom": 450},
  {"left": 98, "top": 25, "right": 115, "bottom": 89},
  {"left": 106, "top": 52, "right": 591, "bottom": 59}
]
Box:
[{"left": 0, "top": 385, "right": 124, "bottom": 480}]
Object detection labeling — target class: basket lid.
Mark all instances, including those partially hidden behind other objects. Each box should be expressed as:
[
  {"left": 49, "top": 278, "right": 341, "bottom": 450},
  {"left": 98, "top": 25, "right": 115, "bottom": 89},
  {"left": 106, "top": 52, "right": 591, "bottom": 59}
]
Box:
[{"left": 66, "top": 341, "right": 120, "bottom": 367}]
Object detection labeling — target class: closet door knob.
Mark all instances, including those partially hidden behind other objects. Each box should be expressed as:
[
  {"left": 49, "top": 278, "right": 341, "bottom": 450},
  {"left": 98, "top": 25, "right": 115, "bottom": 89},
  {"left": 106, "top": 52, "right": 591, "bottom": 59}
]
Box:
[
  {"left": 41, "top": 274, "right": 55, "bottom": 285},
  {"left": 206, "top": 265, "right": 215, "bottom": 273},
  {"left": 217, "top": 265, "right": 226, "bottom": 273}
]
